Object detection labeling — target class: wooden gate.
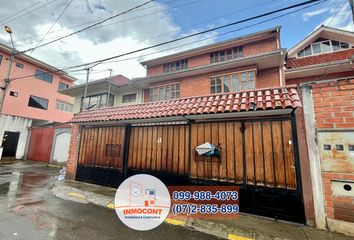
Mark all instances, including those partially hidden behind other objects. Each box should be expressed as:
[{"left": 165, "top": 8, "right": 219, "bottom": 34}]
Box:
[
  {"left": 190, "top": 118, "right": 304, "bottom": 223},
  {"left": 127, "top": 124, "right": 190, "bottom": 184},
  {"left": 76, "top": 126, "right": 126, "bottom": 187}
]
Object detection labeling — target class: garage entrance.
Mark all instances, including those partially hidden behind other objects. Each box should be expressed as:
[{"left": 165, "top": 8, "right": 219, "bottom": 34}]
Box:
[{"left": 76, "top": 126, "right": 126, "bottom": 187}]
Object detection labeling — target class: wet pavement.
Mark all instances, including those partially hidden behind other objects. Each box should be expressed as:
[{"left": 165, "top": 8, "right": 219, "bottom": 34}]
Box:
[{"left": 0, "top": 160, "right": 220, "bottom": 240}]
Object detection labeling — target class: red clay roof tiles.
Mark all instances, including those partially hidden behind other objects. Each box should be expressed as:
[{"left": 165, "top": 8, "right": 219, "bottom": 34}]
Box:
[
  {"left": 286, "top": 49, "right": 354, "bottom": 69},
  {"left": 70, "top": 86, "right": 302, "bottom": 123}
]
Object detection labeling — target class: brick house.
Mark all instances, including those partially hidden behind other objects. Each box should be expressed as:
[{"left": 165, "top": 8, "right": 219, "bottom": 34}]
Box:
[
  {"left": 285, "top": 26, "right": 354, "bottom": 235},
  {"left": 66, "top": 27, "right": 317, "bottom": 225},
  {"left": 0, "top": 43, "right": 75, "bottom": 160}
]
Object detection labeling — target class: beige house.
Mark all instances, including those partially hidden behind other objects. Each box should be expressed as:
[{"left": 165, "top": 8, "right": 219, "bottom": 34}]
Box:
[{"left": 61, "top": 74, "right": 143, "bottom": 113}]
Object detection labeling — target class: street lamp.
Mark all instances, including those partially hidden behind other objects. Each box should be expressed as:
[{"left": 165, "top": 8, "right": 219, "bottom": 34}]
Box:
[{"left": 0, "top": 26, "right": 15, "bottom": 113}]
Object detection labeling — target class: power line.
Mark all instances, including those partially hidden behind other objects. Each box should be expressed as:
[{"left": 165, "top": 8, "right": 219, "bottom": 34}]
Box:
[
  {"left": 7, "top": 0, "right": 184, "bottom": 46},
  {"left": 67, "top": 0, "right": 329, "bottom": 69},
  {"left": 22, "top": 0, "right": 155, "bottom": 53},
  {"left": 0, "top": 0, "right": 43, "bottom": 24},
  {"left": 97, "top": 0, "right": 326, "bottom": 67},
  {"left": 0, "top": 0, "right": 61, "bottom": 26},
  {"left": 30, "top": 0, "right": 74, "bottom": 54},
  {"left": 9, "top": 0, "right": 328, "bottom": 81}
]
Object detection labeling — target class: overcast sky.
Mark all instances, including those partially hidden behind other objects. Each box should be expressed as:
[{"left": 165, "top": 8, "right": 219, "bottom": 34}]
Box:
[{"left": 0, "top": 0, "right": 352, "bottom": 83}]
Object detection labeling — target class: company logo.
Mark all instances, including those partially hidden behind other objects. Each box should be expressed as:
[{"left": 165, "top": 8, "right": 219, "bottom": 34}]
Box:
[{"left": 114, "top": 174, "right": 171, "bottom": 231}]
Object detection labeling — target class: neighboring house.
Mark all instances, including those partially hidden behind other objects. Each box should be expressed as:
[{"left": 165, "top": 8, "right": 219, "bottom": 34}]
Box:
[
  {"left": 0, "top": 43, "right": 75, "bottom": 160},
  {"left": 61, "top": 74, "right": 143, "bottom": 113},
  {"left": 65, "top": 27, "right": 317, "bottom": 226},
  {"left": 285, "top": 26, "right": 354, "bottom": 235}
]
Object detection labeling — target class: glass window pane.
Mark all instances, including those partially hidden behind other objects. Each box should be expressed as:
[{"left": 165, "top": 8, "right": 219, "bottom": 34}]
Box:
[
  {"left": 227, "top": 50, "right": 232, "bottom": 60},
  {"left": 159, "top": 87, "right": 165, "bottom": 101},
  {"left": 249, "top": 71, "right": 254, "bottom": 80},
  {"left": 211, "top": 86, "right": 215, "bottom": 94},
  {"left": 298, "top": 50, "right": 305, "bottom": 57},
  {"left": 100, "top": 94, "right": 107, "bottom": 107},
  {"left": 304, "top": 45, "right": 312, "bottom": 56},
  {"left": 216, "top": 85, "right": 222, "bottom": 93},
  {"left": 224, "top": 76, "right": 230, "bottom": 92},
  {"left": 165, "top": 87, "right": 171, "bottom": 100},
  {"left": 340, "top": 42, "right": 349, "bottom": 49},
  {"left": 241, "top": 81, "right": 247, "bottom": 90},
  {"left": 220, "top": 51, "right": 225, "bottom": 61},
  {"left": 216, "top": 77, "right": 222, "bottom": 84},
  {"left": 332, "top": 40, "right": 340, "bottom": 51},
  {"left": 248, "top": 80, "right": 255, "bottom": 89},
  {"left": 241, "top": 73, "right": 247, "bottom": 81},
  {"left": 232, "top": 75, "right": 239, "bottom": 92},
  {"left": 322, "top": 41, "right": 331, "bottom": 52},
  {"left": 312, "top": 42, "right": 321, "bottom": 54}
]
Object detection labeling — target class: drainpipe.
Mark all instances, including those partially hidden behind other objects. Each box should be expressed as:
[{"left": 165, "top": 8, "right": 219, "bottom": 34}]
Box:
[
  {"left": 83, "top": 68, "right": 91, "bottom": 110},
  {"left": 107, "top": 69, "right": 112, "bottom": 107}
]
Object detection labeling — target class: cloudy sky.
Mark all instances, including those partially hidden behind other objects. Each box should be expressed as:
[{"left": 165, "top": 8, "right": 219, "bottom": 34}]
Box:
[{"left": 0, "top": 0, "right": 352, "bottom": 83}]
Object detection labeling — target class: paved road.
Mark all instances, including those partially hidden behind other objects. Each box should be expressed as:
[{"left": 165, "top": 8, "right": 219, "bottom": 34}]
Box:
[{"left": 0, "top": 161, "right": 219, "bottom": 240}]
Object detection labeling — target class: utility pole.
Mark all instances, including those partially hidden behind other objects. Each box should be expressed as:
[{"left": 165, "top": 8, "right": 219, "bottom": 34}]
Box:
[
  {"left": 0, "top": 26, "right": 15, "bottom": 114},
  {"left": 107, "top": 69, "right": 113, "bottom": 107},
  {"left": 83, "top": 67, "right": 91, "bottom": 110},
  {"left": 349, "top": 0, "right": 354, "bottom": 24}
]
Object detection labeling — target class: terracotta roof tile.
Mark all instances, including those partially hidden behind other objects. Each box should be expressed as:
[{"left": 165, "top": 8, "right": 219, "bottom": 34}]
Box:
[
  {"left": 70, "top": 86, "right": 302, "bottom": 123},
  {"left": 286, "top": 49, "right": 354, "bottom": 69}
]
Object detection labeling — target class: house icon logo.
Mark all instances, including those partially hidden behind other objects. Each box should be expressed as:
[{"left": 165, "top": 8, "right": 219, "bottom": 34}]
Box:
[{"left": 115, "top": 174, "right": 171, "bottom": 231}]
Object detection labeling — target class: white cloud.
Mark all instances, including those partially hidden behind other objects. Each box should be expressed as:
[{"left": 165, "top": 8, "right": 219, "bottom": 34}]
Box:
[
  {"left": 0, "top": 0, "right": 218, "bottom": 83},
  {"left": 302, "top": 8, "right": 330, "bottom": 21},
  {"left": 316, "top": 1, "right": 354, "bottom": 31}
]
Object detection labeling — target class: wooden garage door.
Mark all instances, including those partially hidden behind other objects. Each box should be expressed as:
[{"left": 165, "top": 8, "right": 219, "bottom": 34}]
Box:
[
  {"left": 190, "top": 119, "right": 297, "bottom": 190},
  {"left": 78, "top": 126, "right": 125, "bottom": 169},
  {"left": 128, "top": 125, "right": 190, "bottom": 176}
]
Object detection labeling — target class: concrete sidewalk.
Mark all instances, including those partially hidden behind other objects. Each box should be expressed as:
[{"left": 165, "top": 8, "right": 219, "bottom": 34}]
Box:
[{"left": 52, "top": 180, "right": 353, "bottom": 240}]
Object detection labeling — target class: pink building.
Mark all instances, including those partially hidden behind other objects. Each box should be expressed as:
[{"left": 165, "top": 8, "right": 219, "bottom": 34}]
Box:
[{"left": 0, "top": 43, "right": 75, "bottom": 160}]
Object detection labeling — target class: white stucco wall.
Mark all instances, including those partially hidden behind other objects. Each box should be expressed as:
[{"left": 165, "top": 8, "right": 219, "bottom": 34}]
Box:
[
  {"left": 0, "top": 115, "right": 32, "bottom": 159},
  {"left": 51, "top": 128, "right": 71, "bottom": 164}
]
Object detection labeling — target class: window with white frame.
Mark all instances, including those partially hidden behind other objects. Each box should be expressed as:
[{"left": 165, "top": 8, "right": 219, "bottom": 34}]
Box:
[
  {"left": 210, "top": 70, "right": 255, "bottom": 94},
  {"left": 210, "top": 46, "right": 243, "bottom": 63},
  {"left": 149, "top": 83, "right": 180, "bottom": 102},
  {"left": 297, "top": 38, "right": 350, "bottom": 57},
  {"left": 56, "top": 101, "right": 73, "bottom": 112},
  {"left": 163, "top": 59, "right": 188, "bottom": 73}
]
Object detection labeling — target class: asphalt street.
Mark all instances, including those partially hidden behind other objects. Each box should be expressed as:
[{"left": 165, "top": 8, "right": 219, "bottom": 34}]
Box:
[{"left": 0, "top": 161, "right": 220, "bottom": 240}]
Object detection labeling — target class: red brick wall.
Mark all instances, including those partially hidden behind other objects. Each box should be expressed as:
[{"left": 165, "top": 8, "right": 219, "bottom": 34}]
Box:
[
  {"left": 312, "top": 79, "right": 354, "bottom": 129},
  {"left": 146, "top": 37, "right": 278, "bottom": 77},
  {"left": 322, "top": 173, "right": 354, "bottom": 221},
  {"left": 66, "top": 124, "right": 80, "bottom": 179},
  {"left": 286, "top": 71, "right": 354, "bottom": 86},
  {"left": 143, "top": 66, "right": 280, "bottom": 101}
]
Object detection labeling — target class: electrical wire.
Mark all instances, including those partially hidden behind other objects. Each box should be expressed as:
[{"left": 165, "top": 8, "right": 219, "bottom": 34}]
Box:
[
  {"left": 0, "top": 0, "right": 61, "bottom": 26},
  {"left": 29, "top": 0, "right": 74, "bottom": 54},
  {"left": 0, "top": 0, "right": 44, "bottom": 24},
  {"left": 21, "top": 0, "right": 155, "bottom": 53},
  {"left": 9, "top": 0, "right": 328, "bottom": 81}
]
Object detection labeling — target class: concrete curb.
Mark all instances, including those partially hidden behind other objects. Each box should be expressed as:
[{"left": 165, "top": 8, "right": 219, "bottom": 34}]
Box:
[{"left": 51, "top": 180, "right": 257, "bottom": 240}]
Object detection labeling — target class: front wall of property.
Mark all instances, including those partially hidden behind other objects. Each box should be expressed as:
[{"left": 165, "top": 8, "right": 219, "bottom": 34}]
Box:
[{"left": 311, "top": 80, "right": 354, "bottom": 227}]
